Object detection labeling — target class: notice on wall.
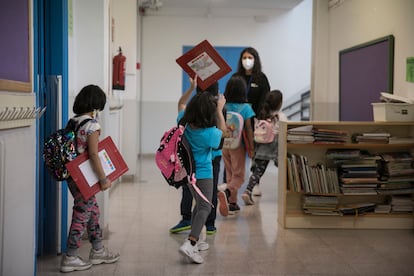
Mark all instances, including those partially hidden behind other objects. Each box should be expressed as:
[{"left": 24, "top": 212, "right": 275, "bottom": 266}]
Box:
[{"left": 407, "top": 57, "right": 414, "bottom": 83}]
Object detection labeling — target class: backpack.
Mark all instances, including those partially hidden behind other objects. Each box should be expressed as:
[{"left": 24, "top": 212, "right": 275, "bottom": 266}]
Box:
[
  {"left": 223, "top": 111, "right": 244, "bottom": 149},
  {"left": 155, "top": 125, "right": 195, "bottom": 189},
  {"left": 254, "top": 114, "right": 279, "bottom": 144},
  {"left": 43, "top": 118, "right": 91, "bottom": 181}
]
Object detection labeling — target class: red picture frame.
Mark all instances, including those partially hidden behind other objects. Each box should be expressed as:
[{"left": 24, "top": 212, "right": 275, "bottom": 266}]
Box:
[
  {"left": 176, "top": 40, "right": 232, "bottom": 90},
  {"left": 65, "top": 136, "right": 129, "bottom": 200}
]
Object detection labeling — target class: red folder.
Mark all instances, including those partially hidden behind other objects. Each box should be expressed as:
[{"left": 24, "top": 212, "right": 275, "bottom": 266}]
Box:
[
  {"left": 176, "top": 40, "right": 232, "bottom": 90},
  {"left": 66, "top": 136, "right": 129, "bottom": 200}
]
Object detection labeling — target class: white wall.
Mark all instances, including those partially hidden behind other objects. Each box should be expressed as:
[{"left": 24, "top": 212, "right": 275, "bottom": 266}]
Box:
[
  {"left": 0, "top": 127, "right": 36, "bottom": 276},
  {"left": 311, "top": 0, "right": 414, "bottom": 121},
  {"left": 69, "top": 0, "right": 112, "bottom": 236},
  {"left": 140, "top": 0, "right": 312, "bottom": 154}
]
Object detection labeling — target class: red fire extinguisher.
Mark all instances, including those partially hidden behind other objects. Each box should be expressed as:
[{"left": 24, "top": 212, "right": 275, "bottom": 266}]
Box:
[{"left": 112, "top": 47, "right": 126, "bottom": 90}]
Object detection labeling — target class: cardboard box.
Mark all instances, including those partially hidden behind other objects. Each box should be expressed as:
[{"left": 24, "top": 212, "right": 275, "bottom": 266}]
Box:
[{"left": 372, "top": 103, "right": 414, "bottom": 121}]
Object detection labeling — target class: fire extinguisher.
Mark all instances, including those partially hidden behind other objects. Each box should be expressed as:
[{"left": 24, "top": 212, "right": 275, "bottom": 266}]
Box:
[{"left": 112, "top": 47, "right": 126, "bottom": 90}]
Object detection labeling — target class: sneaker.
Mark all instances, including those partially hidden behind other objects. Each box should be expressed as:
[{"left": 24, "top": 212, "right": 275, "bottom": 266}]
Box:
[
  {"left": 89, "top": 247, "right": 120, "bottom": 265},
  {"left": 206, "top": 225, "right": 217, "bottom": 235},
  {"left": 252, "top": 185, "right": 262, "bottom": 196},
  {"left": 60, "top": 255, "right": 92, "bottom": 273},
  {"left": 228, "top": 203, "right": 241, "bottom": 214},
  {"left": 218, "top": 191, "right": 229, "bottom": 217},
  {"left": 242, "top": 191, "right": 254, "bottom": 205},
  {"left": 197, "top": 240, "right": 209, "bottom": 251},
  {"left": 169, "top": 219, "right": 191, "bottom": 233},
  {"left": 179, "top": 239, "right": 203, "bottom": 264}
]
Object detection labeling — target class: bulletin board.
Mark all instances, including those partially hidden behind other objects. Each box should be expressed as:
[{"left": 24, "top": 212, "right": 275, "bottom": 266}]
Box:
[
  {"left": 339, "top": 35, "right": 394, "bottom": 121},
  {"left": 0, "top": 0, "right": 32, "bottom": 92}
]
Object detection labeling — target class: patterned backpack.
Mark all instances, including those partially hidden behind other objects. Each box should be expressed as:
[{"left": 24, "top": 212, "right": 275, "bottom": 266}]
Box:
[
  {"left": 155, "top": 124, "right": 213, "bottom": 205},
  {"left": 223, "top": 111, "right": 244, "bottom": 149},
  {"left": 43, "top": 118, "right": 91, "bottom": 181},
  {"left": 254, "top": 114, "right": 279, "bottom": 144},
  {"left": 155, "top": 125, "right": 195, "bottom": 189}
]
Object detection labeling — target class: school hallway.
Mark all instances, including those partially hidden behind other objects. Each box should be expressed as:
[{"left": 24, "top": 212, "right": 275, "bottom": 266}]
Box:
[{"left": 36, "top": 156, "right": 414, "bottom": 276}]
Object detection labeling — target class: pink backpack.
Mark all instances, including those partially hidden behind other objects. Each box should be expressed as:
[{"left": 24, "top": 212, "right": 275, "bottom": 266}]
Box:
[
  {"left": 155, "top": 125, "right": 212, "bottom": 205},
  {"left": 254, "top": 115, "right": 279, "bottom": 144},
  {"left": 155, "top": 125, "right": 194, "bottom": 189}
]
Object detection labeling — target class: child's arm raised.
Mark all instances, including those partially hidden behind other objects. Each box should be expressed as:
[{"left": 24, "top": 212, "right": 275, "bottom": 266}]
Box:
[
  {"left": 87, "top": 131, "right": 112, "bottom": 191},
  {"left": 177, "top": 75, "right": 197, "bottom": 112},
  {"left": 216, "top": 94, "right": 227, "bottom": 136}
]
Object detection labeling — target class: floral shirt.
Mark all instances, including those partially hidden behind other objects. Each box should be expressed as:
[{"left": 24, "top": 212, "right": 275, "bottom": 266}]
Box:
[{"left": 72, "top": 115, "right": 101, "bottom": 154}]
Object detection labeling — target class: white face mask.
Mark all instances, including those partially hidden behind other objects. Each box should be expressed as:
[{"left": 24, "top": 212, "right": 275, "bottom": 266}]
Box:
[{"left": 242, "top": 58, "right": 254, "bottom": 71}]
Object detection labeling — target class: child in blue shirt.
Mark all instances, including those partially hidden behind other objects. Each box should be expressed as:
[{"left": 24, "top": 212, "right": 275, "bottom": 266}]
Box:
[
  {"left": 219, "top": 75, "right": 255, "bottom": 216},
  {"left": 178, "top": 85, "right": 226, "bottom": 264}
]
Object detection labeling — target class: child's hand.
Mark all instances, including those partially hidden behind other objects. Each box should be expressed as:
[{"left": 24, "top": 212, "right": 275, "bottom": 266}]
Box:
[
  {"left": 100, "top": 179, "right": 112, "bottom": 191},
  {"left": 217, "top": 94, "right": 226, "bottom": 111},
  {"left": 189, "top": 75, "right": 197, "bottom": 91}
]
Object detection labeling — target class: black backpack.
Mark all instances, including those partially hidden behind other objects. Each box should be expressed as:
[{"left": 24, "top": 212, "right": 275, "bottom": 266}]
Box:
[{"left": 43, "top": 118, "right": 91, "bottom": 181}]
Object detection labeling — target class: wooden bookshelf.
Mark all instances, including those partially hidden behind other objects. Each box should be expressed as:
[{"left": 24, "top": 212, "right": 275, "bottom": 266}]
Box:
[{"left": 277, "top": 121, "right": 414, "bottom": 229}]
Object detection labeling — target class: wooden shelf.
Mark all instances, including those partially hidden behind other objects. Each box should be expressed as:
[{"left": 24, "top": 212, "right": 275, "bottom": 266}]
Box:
[{"left": 278, "top": 121, "right": 414, "bottom": 229}]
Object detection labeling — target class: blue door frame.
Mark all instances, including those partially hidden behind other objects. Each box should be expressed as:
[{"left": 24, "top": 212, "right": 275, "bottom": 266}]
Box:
[{"left": 34, "top": 0, "right": 69, "bottom": 256}]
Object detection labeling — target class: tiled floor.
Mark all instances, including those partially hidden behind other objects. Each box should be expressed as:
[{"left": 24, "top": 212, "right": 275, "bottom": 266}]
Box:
[{"left": 37, "top": 156, "right": 414, "bottom": 275}]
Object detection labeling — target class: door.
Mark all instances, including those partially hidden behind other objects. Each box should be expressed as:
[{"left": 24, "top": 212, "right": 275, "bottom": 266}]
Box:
[{"left": 34, "top": 0, "right": 69, "bottom": 256}]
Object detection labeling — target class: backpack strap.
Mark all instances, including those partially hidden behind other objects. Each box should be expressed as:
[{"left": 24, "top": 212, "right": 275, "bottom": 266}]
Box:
[{"left": 71, "top": 118, "right": 93, "bottom": 153}]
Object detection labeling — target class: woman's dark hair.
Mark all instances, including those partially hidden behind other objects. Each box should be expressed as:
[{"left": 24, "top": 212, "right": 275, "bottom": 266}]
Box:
[
  {"left": 236, "top": 47, "right": 263, "bottom": 75},
  {"left": 258, "top": 90, "right": 283, "bottom": 120},
  {"left": 73, "top": 85, "right": 107, "bottom": 115},
  {"left": 223, "top": 75, "right": 247, "bottom": 103},
  {"left": 182, "top": 92, "right": 217, "bottom": 128},
  {"left": 196, "top": 82, "right": 218, "bottom": 96}
]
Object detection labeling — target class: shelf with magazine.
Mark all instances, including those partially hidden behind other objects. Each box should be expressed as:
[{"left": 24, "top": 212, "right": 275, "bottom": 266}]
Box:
[{"left": 278, "top": 121, "right": 414, "bottom": 229}]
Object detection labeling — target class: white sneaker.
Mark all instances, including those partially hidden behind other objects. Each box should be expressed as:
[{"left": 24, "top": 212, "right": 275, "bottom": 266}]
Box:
[
  {"left": 60, "top": 255, "right": 92, "bottom": 273},
  {"left": 179, "top": 239, "right": 204, "bottom": 264},
  {"left": 197, "top": 240, "right": 209, "bottom": 251},
  {"left": 89, "top": 247, "right": 120, "bottom": 265},
  {"left": 252, "top": 185, "right": 262, "bottom": 196}
]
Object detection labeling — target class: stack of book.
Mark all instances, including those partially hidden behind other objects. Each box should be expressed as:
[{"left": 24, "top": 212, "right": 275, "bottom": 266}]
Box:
[
  {"left": 338, "top": 203, "right": 376, "bottom": 215},
  {"left": 388, "top": 136, "right": 414, "bottom": 144},
  {"left": 287, "top": 125, "right": 314, "bottom": 144},
  {"left": 379, "top": 152, "right": 414, "bottom": 178},
  {"left": 313, "top": 128, "right": 349, "bottom": 144},
  {"left": 302, "top": 195, "right": 341, "bottom": 216},
  {"left": 327, "top": 149, "right": 381, "bottom": 195},
  {"left": 352, "top": 132, "right": 390, "bottom": 144},
  {"left": 375, "top": 152, "right": 414, "bottom": 195},
  {"left": 390, "top": 195, "right": 414, "bottom": 213}
]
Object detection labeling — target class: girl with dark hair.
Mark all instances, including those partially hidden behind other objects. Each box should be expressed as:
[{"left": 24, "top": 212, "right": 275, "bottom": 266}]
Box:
[
  {"left": 241, "top": 90, "right": 288, "bottom": 205},
  {"left": 218, "top": 75, "right": 255, "bottom": 216},
  {"left": 60, "top": 85, "right": 120, "bottom": 273},
  {"left": 178, "top": 86, "right": 227, "bottom": 264},
  {"left": 170, "top": 78, "right": 222, "bottom": 235}
]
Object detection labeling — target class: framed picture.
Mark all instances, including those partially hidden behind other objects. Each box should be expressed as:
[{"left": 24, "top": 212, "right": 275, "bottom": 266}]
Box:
[
  {"left": 176, "top": 40, "right": 232, "bottom": 91},
  {"left": 0, "top": 0, "right": 32, "bottom": 92},
  {"left": 339, "top": 35, "right": 394, "bottom": 121}
]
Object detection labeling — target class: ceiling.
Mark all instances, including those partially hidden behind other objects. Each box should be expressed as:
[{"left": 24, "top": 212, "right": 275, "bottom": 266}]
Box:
[{"left": 139, "top": 0, "right": 304, "bottom": 17}]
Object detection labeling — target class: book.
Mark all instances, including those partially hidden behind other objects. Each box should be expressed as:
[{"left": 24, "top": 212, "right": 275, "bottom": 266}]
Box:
[
  {"left": 176, "top": 40, "right": 232, "bottom": 91},
  {"left": 380, "top": 92, "right": 414, "bottom": 104},
  {"left": 66, "top": 136, "right": 129, "bottom": 200}
]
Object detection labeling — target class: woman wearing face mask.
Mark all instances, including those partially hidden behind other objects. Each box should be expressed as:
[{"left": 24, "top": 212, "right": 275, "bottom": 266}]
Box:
[{"left": 233, "top": 47, "right": 270, "bottom": 116}]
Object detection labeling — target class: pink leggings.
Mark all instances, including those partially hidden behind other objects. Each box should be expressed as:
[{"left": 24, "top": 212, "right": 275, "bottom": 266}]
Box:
[{"left": 222, "top": 146, "right": 246, "bottom": 204}]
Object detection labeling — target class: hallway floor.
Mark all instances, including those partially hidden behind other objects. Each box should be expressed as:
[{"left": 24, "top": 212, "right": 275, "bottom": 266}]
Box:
[{"left": 37, "top": 156, "right": 414, "bottom": 275}]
